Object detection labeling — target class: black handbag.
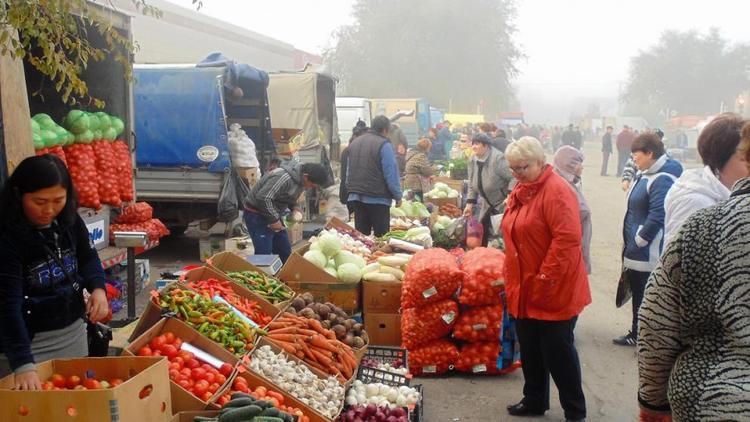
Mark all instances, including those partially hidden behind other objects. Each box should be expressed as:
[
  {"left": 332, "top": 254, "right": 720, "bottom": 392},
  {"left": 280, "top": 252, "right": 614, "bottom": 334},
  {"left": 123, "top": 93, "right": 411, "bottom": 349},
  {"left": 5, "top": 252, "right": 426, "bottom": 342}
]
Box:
[
  {"left": 615, "top": 247, "right": 632, "bottom": 308},
  {"left": 41, "top": 238, "right": 112, "bottom": 357}
]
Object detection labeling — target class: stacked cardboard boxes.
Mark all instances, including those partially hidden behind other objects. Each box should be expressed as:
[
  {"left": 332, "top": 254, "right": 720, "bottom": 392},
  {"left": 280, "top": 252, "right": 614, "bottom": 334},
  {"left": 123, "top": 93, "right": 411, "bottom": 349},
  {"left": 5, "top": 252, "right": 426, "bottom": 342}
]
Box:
[{"left": 363, "top": 280, "right": 403, "bottom": 347}]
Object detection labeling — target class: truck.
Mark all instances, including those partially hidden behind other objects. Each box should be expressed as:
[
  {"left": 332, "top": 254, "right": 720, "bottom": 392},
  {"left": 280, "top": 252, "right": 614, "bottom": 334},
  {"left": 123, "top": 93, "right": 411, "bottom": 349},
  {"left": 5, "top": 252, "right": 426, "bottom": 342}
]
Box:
[
  {"left": 133, "top": 58, "right": 274, "bottom": 234},
  {"left": 336, "top": 97, "right": 371, "bottom": 147},
  {"left": 368, "top": 98, "right": 431, "bottom": 147}
]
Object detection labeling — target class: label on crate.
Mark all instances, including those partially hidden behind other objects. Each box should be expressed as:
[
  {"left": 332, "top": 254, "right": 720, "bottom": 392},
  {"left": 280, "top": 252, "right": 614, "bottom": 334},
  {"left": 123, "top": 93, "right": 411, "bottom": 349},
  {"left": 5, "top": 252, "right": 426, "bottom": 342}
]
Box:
[
  {"left": 472, "top": 364, "right": 487, "bottom": 373},
  {"left": 422, "top": 365, "right": 437, "bottom": 374},
  {"left": 472, "top": 323, "right": 487, "bottom": 331},
  {"left": 491, "top": 279, "right": 504, "bottom": 287},
  {"left": 441, "top": 311, "right": 456, "bottom": 324},
  {"left": 422, "top": 286, "right": 438, "bottom": 298}
]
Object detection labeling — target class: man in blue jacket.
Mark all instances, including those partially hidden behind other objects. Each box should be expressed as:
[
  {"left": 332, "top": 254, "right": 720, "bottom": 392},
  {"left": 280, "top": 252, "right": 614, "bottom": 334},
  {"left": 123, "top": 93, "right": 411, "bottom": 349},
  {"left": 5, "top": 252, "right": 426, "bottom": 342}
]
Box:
[
  {"left": 614, "top": 133, "right": 683, "bottom": 346},
  {"left": 429, "top": 120, "right": 452, "bottom": 162},
  {"left": 346, "top": 115, "right": 402, "bottom": 236}
]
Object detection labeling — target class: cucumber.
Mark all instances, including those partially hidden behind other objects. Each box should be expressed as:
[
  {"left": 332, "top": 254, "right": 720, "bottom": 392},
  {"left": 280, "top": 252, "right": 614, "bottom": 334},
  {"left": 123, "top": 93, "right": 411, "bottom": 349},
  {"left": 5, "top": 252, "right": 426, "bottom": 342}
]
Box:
[
  {"left": 254, "top": 400, "right": 272, "bottom": 410},
  {"left": 260, "top": 407, "right": 280, "bottom": 417},
  {"left": 250, "top": 418, "right": 284, "bottom": 422},
  {"left": 223, "top": 397, "right": 257, "bottom": 408},
  {"left": 230, "top": 392, "right": 254, "bottom": 401},
  {"left": 219, "top": 405, "right": 262, "bottom": 422},
  {"left": 192, "top": 417, "right": 219, "bottom": 422}
]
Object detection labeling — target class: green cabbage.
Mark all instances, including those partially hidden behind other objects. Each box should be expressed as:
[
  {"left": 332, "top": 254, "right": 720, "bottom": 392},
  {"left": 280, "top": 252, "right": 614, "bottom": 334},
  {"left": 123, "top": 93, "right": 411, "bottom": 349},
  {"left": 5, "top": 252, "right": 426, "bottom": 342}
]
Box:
[
  {"left": 434, "top": 182, "right": 449, "bottom": 192},
  {"left": 334, "top": 250, "right": 361, "bottom": 268},
  {"left": 337, "top": 263, "right": 361, "bottom": 283},
  {"left": 324, "top": 266, "right": 338, "bottom": 278},
  {"left": 317, "top": 233, "right": 342, "bottom": 258},
  {"left": 390, "top": 207, "right": 406, "bottom": 217},
  {"left": 399, "top": 201, "right": 414, "bottom": 217},
  {"left": 413, "top": 202, "right": 431, "bottom": 218},
  {"left": 303, "top": 250, "right": 328, "bottom": 269},
  {"left": 111, "top": 116, "right": 125, "bottom": 135}
]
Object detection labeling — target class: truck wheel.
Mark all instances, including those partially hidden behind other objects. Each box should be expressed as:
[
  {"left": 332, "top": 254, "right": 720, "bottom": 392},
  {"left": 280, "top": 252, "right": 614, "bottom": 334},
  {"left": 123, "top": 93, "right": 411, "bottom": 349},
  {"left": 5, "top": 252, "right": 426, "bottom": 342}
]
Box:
[{"left": 168, "top": 225, "right": 188, "bottom": 236}]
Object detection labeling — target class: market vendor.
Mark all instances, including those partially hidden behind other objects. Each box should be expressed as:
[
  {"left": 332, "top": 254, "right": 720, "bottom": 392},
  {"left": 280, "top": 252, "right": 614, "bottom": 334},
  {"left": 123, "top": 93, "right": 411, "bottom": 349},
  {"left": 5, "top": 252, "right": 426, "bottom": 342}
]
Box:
[
  {"left": 403, "top": 138, "right": 434, "bottom": 202},
  {"left": 463, "top": 133, "right": 513, "bottom": 246},
  {"left": 244, "top": 161, "right": 328, "bottom": 262},
  {"left": 0, "top": 155, "right": 109, "bottom": 389}
]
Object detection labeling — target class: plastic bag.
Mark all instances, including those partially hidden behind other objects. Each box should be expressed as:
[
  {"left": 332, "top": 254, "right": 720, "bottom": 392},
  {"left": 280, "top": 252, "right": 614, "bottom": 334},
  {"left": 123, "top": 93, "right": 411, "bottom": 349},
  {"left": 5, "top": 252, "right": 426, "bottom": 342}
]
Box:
[
  {"left": 116, "top": 202, "right": 153, "bottom": 224},
  {"left": 407, "top": 340, "right": 459, "bottom": 376},
  {"left": 218, "top": 169, "right": 251, "bottom": 223},
  {"left": 466, "top": 216, "right": 484, "bottom": 249},
  {"left": 452, "top": 304, "right": 503, "bottom": 342},
  {"left": 401, "top": 299, "right": 458, "bottom": 349},
  {"left": 458, "top": 247, "right": 506, "bottom": 306},
  {"left": 401, "top": 248, "right": 464, "bottom": 310}
]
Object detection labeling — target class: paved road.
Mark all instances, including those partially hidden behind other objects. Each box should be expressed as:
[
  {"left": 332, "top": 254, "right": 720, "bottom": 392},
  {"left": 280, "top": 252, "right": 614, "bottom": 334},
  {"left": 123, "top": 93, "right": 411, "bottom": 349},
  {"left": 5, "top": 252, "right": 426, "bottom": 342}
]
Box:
[{"left": 129, "top": 140, "right": 697, "bottom": 421}]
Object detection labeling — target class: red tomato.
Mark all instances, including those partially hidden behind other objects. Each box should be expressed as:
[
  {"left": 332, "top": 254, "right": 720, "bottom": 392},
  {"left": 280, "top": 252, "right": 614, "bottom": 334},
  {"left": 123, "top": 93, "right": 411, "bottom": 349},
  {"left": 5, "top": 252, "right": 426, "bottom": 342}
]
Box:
[
  {"left": 168, "top": 369, "right": 181, "bottom": 381},
  {"left": 216, "top": 395, "right": 230, "bottom": 406},
  {"left": 177, "top": 379, "right": 191, "bottom": 390},
  {"left": 137, "top": 346, "right": 153, "bottom": 357},
  {"left": 200, "top": 391, "right": 213, "bottom": 402},
  {"left": 50, "top": 373, "right": 66, "bottom": 388},
  {"left": 152, "top": 350, "right": 162, "bottom": 357},
  {"left": 41, "top": 381, "right": 54, "bottom": 391},
  {"left": 66, "top": 375, "right": 81, "bottom": 389},
  {"left": 149, "top": 335, "right": 167, "bottom": 351},
  {"left": 162, "top": 344, "right": 179, "bottom": 359},
  {"left": 185, "top": 359, "right": 200, "bottom": 369},
  {"left": 179, "top": 368, "right": 192, "bottom": 378},
  {"left": 168, "top": 362, "right": 180, "bottom": 372},
  {"left": 172, "top": 357, "right": 184, "bottom": 369},
  {"left": 204, "top": 372, "right": 215, "bottom": 384},
  {"left": 73, "top": 385, "right": 87, "bottom": 390},
  {"left": 163, "top": 332, "right": 175, "bottom": 344},
  {"left": 109, "top": 378, "right": 124, "bottom": 387},
  {"left": 83, "top": 379, "right": 101, "bottom": 389},
  {"left": 208, "top": 383, "right": 220, "bottom": 393},
  {"left": 192, "top": 380, "right": 209, "bottom": 397},
  {"left": 172, "top": 338, "right": 183, "bottom": 350},
  {"left": 219, "top": 363, "right": 233, "bottom": 377},
  {"left": 200, "top": 364, "right": 213, "bottom": 372},
  {"left": 215, "top": 374, "right": 227, "bottom": 386},
  {"left": 191, "top": 368, "right": 207, "bottom": 381}
]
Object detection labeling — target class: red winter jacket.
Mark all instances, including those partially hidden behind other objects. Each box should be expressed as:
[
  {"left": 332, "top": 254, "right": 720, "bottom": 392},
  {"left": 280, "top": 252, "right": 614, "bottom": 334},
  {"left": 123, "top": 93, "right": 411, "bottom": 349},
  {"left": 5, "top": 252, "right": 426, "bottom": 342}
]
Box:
[{"left": 501, "top": 165, "right": 591, "bottom": 321}]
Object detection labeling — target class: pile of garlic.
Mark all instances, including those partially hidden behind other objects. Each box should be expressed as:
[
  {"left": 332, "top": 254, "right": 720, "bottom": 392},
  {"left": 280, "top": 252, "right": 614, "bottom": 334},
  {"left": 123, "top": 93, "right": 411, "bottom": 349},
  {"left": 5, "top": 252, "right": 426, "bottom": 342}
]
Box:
[
  {"left": 345, "top": 380, "right": 421, "bottom": 409},
  {"left": 250, "top": 345, "right": 344, "bottom": 418}
]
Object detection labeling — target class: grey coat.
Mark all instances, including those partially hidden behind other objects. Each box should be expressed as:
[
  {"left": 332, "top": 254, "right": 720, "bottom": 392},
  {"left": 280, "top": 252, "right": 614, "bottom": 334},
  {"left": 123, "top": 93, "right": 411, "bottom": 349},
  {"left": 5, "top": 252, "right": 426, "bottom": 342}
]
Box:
[{"left": 466, "top": 148, "right": 513, "bottom": 221}]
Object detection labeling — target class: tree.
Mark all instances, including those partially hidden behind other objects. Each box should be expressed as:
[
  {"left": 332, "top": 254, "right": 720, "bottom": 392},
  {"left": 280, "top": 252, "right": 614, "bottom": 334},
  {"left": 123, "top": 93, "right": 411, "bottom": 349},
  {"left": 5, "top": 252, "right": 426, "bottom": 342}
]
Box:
[
  {"left": 0, "top": 1, "right": 202, "bottom": 108},
  {"left": 324, "top": 0, "right": 521, "bottom": 117},
  {"left": 622, "top": 28, "right": 750, "bottom": 121}
]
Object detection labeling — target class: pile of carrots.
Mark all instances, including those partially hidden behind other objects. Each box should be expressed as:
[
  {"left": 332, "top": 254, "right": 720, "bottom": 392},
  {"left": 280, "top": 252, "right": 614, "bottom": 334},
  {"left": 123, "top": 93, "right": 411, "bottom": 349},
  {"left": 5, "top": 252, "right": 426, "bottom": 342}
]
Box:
[{"left": 266, "top": 313, "right": 357, "bottom": 382}]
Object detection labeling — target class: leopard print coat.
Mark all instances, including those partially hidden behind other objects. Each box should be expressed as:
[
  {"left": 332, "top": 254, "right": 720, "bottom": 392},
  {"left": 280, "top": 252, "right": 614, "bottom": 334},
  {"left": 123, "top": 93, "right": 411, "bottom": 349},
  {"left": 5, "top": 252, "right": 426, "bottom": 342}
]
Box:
[{"left": 638, "top": 177, "right": 750, "bottom": 420}]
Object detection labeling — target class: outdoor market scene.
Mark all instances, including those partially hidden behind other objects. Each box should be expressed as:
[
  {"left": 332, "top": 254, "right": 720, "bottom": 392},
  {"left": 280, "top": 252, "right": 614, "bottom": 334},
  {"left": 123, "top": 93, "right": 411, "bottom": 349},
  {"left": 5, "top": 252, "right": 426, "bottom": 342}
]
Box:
[{"left": 0, "top": 1, "right": 750, "bottom": 422}]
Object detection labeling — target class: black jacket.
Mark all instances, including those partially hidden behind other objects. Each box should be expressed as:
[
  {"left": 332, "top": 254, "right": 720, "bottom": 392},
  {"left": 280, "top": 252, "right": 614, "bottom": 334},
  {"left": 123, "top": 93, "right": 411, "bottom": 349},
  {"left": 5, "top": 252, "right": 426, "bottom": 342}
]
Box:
[
  {"left": 245, "top": 162, "right": 305, "bottom": 223},
  {"left": 0, "top": 216, "right": 105, "bottom": 371}
]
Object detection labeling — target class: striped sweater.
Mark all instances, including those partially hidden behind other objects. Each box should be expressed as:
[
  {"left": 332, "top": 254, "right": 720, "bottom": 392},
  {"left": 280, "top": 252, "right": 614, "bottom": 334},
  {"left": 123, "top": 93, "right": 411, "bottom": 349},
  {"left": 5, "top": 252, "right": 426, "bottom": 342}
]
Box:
[{"left": 638, "top": 177, "right": 750, "bottom": 420}]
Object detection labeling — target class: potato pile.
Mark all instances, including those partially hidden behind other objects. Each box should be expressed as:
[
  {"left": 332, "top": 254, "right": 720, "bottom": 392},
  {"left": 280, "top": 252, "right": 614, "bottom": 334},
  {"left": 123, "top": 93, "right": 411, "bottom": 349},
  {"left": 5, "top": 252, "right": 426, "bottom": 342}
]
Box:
[{"left": 287, "top": 292, "right": 369, "bottom": 349}]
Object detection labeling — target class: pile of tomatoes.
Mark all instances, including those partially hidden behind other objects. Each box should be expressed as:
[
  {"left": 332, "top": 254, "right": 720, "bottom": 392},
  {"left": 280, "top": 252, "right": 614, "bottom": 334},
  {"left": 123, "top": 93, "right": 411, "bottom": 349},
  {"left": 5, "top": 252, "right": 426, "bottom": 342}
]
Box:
[
  {"left": 136, "top": 331, "right": 234, "bottom": 402},
  {"left": 215, "top": 377, "right": 310, "bottom": 422},
  {"left": 42, "top": 374, "right": 124, "bottom": 390}
]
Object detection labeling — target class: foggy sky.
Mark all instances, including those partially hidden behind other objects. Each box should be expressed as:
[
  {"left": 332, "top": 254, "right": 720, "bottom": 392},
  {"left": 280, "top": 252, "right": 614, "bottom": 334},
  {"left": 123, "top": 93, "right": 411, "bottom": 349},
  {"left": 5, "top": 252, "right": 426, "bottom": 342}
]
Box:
[{"left": 165, "top": 0, "right": 749, "bottom": 123}]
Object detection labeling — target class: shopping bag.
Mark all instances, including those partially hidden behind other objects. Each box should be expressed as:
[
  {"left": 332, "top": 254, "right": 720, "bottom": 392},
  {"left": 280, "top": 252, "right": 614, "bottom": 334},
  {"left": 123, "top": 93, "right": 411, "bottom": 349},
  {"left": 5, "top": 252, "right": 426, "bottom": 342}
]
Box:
[
  {"left": 615, "top": 247, "right": 632, "bottom": 308},
  {"left": 218, "top": 168, "right": 253, "bottom": 222}
]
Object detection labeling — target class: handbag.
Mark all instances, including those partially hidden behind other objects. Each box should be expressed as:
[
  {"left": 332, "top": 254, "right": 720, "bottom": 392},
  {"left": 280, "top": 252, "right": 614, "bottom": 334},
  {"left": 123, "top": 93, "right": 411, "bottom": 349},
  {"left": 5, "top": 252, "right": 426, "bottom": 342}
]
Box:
[
  {"left": 615, "top": 247, "right": 632, "bottom": 308},
  {"left": 41, "top": 237, "right": 112, "bottom": 357}
]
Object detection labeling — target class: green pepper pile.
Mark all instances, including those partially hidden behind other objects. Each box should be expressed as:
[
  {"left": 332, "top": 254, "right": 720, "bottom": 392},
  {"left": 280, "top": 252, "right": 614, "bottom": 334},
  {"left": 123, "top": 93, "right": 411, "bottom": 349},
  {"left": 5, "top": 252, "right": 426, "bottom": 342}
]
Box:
[{"left": 226, "top": 271, "right": 294, "bottom": 305}]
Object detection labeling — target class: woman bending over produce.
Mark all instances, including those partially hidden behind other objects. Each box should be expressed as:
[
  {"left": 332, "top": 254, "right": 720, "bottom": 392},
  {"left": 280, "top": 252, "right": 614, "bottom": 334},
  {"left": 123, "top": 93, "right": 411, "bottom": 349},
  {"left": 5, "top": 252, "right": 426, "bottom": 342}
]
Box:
[
  {"left": 403, "top": 138, "right": 434, "bottom": 202},
  {"left": 0, "top": 155, "right": 109, "bottom": 389},
  {"left": 501, "top": 137, "right": 591, "bottom": 421},
  {"left": 463, "top": 133, "right": 513, "bottom": 246}
]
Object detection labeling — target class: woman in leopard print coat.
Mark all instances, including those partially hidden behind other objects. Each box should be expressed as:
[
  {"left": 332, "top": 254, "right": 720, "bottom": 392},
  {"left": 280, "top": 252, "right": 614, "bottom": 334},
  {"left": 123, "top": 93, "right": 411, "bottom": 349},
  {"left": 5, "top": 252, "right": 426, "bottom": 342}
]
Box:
[{"left": 637, "top": 125, "right": 750, "bottom": 421}]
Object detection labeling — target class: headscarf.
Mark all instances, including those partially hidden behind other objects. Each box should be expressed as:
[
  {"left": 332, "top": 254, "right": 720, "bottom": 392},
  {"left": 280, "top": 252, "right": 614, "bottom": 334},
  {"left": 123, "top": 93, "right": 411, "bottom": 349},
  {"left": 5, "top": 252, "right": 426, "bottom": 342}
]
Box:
[{"left": 553, "top": 145, "right": 584, "bottom": 184}]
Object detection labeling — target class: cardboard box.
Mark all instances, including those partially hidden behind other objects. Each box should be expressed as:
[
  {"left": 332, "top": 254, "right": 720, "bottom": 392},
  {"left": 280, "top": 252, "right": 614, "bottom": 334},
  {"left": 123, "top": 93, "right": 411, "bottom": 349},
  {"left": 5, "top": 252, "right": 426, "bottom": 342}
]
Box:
[
  {"left": 208, "top": 251, "right": 294, "bottom": 311},
  {"left": 129, "top": 267, "right": 281, "bottom": 343},
  {"left": 363, "top": 280, "right": 403, "bottom": 313},
  {"left": 364, "top": 313, "right": 402, "bottom": 347},
  {"left": 171, "top": 411, "right": 219, "bottom": 422},
  {"left": 433, "top": 176, "right": 466, "bottom": 193},
  {"left": 425, "top": 196, "right": 460, "bottom": 208},
  {"left": 248, "top": 338, "right": 345, "bottom": 420},
  {"left": 0, "top": 356, "right": 170, "bottom": 422},
  {"left": 123, "top": 317, "right": 238, "bottom": 414},
  {"left": 79, "top": 205, "right": 110, "bottom": 250}
]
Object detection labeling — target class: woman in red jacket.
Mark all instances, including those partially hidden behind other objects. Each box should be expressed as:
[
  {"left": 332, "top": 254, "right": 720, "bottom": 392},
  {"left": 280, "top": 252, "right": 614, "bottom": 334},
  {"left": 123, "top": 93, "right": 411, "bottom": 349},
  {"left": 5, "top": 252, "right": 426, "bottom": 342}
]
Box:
[{"left": 502, "top": 137, "right": 592, "bottom": 422}]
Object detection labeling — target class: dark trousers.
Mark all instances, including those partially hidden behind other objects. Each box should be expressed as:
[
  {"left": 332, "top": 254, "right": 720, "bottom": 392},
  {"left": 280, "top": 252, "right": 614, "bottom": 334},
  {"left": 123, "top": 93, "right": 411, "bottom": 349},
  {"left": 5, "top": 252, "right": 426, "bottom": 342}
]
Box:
[
  {"left": 243, "top": 211, "right": 292, "bottom": 263},
  {"left": 350, "top": 201, "right": 390, "bottom": 237},
  {"left": 516, "top": 318, "right": 586, "bottom": 420},
  {"left": 626, "top": 269, "right": 650, "bottom": 335},
  {"left": 601, "top": 151, "right": 611, "bottom": 175},
  {"left": 617, "top": 149, "right": 629, "bottom": 176}
]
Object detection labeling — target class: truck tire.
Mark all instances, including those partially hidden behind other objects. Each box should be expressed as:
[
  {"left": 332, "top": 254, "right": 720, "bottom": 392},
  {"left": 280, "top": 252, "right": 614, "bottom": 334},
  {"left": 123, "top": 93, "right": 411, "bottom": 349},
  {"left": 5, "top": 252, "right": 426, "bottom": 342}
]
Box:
[{"left": 168, "top": 225, "right": 188, "bottom": 236}]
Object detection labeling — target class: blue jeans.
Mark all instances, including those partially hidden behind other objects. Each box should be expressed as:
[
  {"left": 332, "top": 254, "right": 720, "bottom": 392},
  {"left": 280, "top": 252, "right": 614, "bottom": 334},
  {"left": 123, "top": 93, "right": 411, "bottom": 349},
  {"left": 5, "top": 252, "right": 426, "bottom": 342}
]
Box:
[{"left": 243, "top": 212, "right": 292, "bottom": 263}]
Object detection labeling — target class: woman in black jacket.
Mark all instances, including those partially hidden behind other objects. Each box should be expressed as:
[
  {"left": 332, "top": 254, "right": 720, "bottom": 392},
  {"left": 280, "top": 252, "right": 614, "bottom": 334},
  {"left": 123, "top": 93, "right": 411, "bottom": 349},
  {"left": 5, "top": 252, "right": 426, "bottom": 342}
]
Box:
[{"left": 0, "top": 155, "right": 108, "bottom": 389}]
